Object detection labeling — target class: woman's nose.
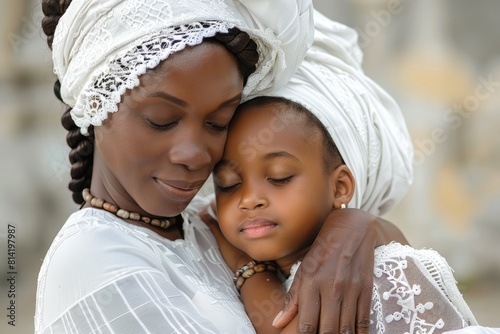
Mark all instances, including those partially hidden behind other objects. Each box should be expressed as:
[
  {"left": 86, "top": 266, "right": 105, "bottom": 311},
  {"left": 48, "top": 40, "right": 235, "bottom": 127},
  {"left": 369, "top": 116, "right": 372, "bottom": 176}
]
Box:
[{"left": 169, "top": 142, "right": 211, "bottom": 171}]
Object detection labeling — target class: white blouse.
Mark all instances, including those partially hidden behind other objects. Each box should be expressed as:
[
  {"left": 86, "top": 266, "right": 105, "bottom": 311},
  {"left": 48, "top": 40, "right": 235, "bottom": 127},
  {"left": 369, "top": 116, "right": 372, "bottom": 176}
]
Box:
[
  {"left": 36, "top": 197, "right": 496, "bottom": 334},
  {"left": 35, "top": 197, "right": 255, "bottom": 334}
]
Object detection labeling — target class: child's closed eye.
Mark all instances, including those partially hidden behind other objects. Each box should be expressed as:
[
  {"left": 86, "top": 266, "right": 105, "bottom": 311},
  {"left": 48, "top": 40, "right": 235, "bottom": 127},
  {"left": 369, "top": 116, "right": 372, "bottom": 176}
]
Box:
[
  {"left": 267, "top": 176, "right": 293, "bottom": 185},
  {"left": 216, "top": 183, "right": 240, "bottom": 193}
]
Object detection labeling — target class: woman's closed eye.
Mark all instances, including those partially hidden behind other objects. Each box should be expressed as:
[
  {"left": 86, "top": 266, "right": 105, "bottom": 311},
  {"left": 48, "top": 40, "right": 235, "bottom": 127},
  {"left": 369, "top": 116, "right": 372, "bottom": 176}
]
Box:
[
  {"left": 207, "top": 122, "right": 229, "bottom": 133},
  {"left": 146, "top": 118, "right": 178, "bottom": 130}
]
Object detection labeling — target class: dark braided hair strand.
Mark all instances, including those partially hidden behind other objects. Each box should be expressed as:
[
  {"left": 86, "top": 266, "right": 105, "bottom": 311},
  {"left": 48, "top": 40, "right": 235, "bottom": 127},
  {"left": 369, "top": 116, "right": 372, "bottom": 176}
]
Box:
[
  {"left": 212, "top": 27, "right": 258, "bottom": 86},
  {"left": 43, "top": 0, "right": 94, "bottom": 204}
]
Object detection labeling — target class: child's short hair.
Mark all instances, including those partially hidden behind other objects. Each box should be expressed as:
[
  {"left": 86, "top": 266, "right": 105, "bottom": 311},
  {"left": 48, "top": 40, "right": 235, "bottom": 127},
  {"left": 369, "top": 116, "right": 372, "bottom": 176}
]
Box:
[{"left": 237, "top": 96, "right": 344, "bottom": 172}]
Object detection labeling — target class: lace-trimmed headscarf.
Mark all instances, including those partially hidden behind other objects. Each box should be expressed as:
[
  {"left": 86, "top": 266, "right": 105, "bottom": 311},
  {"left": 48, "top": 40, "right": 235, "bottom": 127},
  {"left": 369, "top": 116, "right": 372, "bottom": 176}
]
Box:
[
  {"left": 52, "top": 0, "right": 313, "bottom": 135},
  {"left": 271, "top": 11, "right": 414, "bottom": 216}
]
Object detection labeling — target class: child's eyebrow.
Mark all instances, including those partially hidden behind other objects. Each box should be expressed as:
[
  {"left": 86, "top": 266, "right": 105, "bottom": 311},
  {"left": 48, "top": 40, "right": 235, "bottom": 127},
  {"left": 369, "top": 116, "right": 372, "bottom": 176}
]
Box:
[
  {"left": 214, "top": 151, "right": 298, "bottom": 173},
  {"left": 264, "top": 151, "right": 299, "bottom": 161}
]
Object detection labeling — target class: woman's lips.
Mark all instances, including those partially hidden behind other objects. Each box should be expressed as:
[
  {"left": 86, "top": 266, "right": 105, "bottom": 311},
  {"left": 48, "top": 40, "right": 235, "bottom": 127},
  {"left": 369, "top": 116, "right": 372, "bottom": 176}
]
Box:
[
  {"left": 239, "top": 218, "right": 278, "bottom": 239},
  {"left": 154, "top": 178, "right": 204, "bottom": 202}
]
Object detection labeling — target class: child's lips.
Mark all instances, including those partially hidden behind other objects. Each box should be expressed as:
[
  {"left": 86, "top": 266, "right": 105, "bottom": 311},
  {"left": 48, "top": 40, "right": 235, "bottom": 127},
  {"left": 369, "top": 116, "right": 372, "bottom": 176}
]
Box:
[{"left": 239, "top": 217, "right": 278, "bottom": 238}]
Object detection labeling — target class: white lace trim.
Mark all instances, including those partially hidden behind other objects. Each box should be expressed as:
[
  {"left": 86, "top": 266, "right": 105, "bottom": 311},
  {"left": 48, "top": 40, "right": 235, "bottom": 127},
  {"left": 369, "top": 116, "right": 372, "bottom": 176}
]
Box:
[
  {"left": 71, "top": 21, "right": 234, "bottom": 135},
  {"left": 373, "top": 242, "right": 477, "bottom": 332},
  {"left": 282, "top": 243, "right": 477, "bottom": 333}
]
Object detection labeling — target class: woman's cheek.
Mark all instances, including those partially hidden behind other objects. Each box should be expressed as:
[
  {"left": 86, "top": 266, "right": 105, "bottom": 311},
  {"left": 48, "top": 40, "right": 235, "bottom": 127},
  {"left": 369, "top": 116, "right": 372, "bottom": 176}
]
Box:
[{"left": 211, "top": 134, "right": 229, "bottom": 162}]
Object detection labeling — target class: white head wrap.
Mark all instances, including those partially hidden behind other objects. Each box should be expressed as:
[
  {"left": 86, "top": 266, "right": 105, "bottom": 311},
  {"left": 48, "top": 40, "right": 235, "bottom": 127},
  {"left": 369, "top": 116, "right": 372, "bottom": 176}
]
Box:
[
  {"left": 52, "top": 0, "right": 313, "bottom": 135},
  {"left": 271, "top": 11, "right": 413, "bottom": 216}
]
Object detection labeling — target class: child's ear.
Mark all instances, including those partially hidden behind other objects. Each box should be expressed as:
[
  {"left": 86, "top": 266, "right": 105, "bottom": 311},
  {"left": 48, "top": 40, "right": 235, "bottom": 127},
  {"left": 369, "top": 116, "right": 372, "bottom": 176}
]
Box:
[{"left": 328, "top": 164, "right": 355, "bottom": 210}]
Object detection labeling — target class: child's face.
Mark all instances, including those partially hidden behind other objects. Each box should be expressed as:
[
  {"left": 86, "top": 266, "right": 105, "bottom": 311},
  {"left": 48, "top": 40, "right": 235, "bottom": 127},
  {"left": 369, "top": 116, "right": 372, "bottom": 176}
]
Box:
[{"left": 214, "top": 103, "right": 335, "bottom": 263}]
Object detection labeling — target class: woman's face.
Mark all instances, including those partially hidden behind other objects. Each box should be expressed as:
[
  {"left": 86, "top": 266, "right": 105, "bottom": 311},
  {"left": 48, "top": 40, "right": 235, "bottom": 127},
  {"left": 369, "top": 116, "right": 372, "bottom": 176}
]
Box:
[
  {"left": 93, "top": 42, "right": 244, "bottom": 217},
  {"left": 214, "top": 103, "right": 335, "bottom": 266}
]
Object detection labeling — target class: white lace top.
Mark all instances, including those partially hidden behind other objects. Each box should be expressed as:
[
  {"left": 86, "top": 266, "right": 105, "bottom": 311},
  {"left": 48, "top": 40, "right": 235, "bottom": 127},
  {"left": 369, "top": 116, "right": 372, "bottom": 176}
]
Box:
[
  {"left": 37, "top": 199, "right": 493, "bottom": 334},
  {"left": 35, "top": 197, "right": 254, "bottom": 334},
  {"left": 284, "top": 243, "right": 482, "bottom": 334}
]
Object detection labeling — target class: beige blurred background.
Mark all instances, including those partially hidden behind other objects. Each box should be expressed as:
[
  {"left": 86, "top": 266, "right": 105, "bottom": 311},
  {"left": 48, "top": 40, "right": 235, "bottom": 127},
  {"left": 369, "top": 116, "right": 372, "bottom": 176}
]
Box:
[{"left": 0, "top": 0, "right": 499, "bottom": 333}]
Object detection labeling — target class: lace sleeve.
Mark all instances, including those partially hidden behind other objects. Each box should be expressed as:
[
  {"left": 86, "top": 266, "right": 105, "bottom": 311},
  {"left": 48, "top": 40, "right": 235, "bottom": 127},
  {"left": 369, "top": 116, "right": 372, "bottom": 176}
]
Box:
[
  {"left": 371, "top": 243, "right": 477, "bottom": 334},
  {"left": 445, "top": 326, "right": 500, "bottom": 333}
]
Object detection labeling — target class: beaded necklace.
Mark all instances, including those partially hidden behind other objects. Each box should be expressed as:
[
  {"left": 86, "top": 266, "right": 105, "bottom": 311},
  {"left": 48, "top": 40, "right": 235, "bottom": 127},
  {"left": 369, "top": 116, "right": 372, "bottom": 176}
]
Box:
[{"left": 82, "top": 188, "right": 178, "bottom": 230}]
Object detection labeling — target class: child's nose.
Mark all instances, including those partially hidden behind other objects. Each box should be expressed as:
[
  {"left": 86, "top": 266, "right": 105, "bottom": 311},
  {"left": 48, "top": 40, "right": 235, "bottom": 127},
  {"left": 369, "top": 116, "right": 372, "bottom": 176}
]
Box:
[{"left": 238, "top": 183, "right": 268, "bottom": 211}]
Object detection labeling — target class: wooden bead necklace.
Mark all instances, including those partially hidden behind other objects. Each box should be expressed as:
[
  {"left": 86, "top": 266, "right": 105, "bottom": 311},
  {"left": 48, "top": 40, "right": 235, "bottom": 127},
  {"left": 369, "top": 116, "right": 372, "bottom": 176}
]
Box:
[{"left": 82, "top": 188, "right": 178, "bottom": 230}]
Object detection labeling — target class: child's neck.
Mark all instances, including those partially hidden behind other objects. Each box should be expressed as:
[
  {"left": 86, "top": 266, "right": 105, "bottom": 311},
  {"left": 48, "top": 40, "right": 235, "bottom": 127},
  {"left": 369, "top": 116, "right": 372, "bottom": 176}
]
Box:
[{"left": 275, "top": 246, "right": 311, "bottom": 277}]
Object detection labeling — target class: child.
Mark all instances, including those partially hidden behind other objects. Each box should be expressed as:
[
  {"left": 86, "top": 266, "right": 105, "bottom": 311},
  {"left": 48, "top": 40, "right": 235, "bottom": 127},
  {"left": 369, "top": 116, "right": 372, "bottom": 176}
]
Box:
[
  {"left": 205, "top": 10, "right": 500, "bottom": 334},
  {"left": 210, "top": 96, "right": 477, "bottom": 334}
]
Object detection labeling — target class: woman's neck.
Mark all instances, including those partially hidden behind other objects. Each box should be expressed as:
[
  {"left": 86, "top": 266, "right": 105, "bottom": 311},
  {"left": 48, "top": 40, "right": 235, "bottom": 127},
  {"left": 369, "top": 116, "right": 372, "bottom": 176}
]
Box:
[{"left": 86, "top": 175, "right": 185, "bottom": 241}]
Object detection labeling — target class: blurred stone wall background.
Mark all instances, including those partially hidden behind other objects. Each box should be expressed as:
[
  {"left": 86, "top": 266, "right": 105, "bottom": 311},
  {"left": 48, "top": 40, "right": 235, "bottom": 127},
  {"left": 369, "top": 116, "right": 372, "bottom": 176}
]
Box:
[{"left": 0, "top": 0, "right": 498, "bottom": 333}]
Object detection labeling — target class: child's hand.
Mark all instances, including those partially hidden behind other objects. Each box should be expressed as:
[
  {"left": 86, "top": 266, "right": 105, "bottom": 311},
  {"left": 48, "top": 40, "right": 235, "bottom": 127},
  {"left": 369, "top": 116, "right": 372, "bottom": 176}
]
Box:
[{"left": 199, "top": 200, "right": 251, "bottom": 272}]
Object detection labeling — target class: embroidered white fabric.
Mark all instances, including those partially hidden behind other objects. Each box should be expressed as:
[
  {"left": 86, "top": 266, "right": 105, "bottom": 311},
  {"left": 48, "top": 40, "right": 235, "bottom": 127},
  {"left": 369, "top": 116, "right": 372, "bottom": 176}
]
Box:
[
  {"left": 35, "top": 197, "right": 256, "bottom": 333},
  {"left": 446, "top": 327, "right": 500, "bottom": 334},
  {"left": 52, "top": 0, "right": 314, "bottom": 135},
  {"left": 67, "top": 21, "right": 241, "bottom": 134},
  {"left": 284, "top": 243, "right": 479, "bottom": 334}
]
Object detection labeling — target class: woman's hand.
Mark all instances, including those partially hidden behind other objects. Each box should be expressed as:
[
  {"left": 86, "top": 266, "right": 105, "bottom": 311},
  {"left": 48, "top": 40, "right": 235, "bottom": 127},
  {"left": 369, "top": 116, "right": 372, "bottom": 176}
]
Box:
[
  {"left": 274, "top": 208, "right": 408, "bottom": 334},
  {"left": 198, "top": 200, "right": 251, "bottom": 271}
]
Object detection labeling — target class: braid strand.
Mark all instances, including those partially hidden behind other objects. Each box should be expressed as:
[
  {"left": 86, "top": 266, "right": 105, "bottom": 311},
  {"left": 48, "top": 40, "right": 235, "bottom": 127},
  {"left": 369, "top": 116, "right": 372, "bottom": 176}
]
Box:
[
  {"left": 43, "top": 0, "right": 94, "bottom": 205},
  {"left": 41, "top": 0, "right": 72, "bottom": 49},
  {"left": 213, "top": 27, "right": 258, "bottom": 85}
]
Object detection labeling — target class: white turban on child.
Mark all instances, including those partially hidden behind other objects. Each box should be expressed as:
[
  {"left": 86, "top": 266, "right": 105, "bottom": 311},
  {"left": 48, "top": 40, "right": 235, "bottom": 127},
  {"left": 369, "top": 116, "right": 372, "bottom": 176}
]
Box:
[
  {"left": 271, "top": 11, "right": 413, "bottom": 216},
  {"left": 52, "top": 0, "right": 314, "bottom": 135}
]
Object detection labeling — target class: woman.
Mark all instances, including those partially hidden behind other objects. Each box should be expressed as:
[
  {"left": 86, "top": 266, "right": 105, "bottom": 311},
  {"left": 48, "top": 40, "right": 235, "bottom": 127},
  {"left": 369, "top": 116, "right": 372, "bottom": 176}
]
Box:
[{"left": 36, "top": 0, "right": 411, "bottom": 333}]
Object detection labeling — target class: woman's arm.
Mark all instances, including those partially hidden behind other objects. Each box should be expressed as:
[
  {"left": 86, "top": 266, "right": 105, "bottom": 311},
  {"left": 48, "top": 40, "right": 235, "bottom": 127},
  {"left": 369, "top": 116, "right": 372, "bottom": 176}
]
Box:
[{"left": 273, "top": 208, "right": 408, "bottom": 334}]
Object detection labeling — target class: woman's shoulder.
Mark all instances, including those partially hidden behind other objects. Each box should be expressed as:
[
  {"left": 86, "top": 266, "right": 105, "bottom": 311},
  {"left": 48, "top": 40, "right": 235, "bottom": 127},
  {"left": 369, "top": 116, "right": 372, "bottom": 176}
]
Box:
[
  {"left": 38, "top": 203, "right": 225, "bottom": 295},
  {"left": 40, "top": 208, "right": 184, "bottom": 274},
  {"left": 36, "top": 208, "right": 164, "bottom": 329},
  {"left": 46, "top": 208, "right": 160, "bottom": 258},
  {"left": 373, "top": 242, "right": 465, "bottom": 293},
  {"left": 374, "top": 241, "right": 447, "bottom": 265},
  {"left": 373, "top": 242, "right": 458, "bottom": 303},
  {"left": 38, "top": 208, "right": 164, "bottom": 288}
]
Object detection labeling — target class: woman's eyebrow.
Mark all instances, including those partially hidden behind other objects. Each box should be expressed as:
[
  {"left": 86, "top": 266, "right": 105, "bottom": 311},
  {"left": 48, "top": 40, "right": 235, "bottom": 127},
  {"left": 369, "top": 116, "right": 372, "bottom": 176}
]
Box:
[
  {"left": 146, "top": 92, "right": 241, "bottom": 109},
  {"left": 147, "top": 91, "right": 188, "bottom": 107},
  {"left": 219, "top": 94, "right": 242, "bottom": 108}
]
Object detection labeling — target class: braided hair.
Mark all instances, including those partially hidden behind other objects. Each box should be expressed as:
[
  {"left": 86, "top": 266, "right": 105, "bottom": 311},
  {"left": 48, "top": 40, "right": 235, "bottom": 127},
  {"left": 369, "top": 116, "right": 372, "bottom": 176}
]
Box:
[{"left": 41, "top": 0, "right": 259, "bottom": 205}]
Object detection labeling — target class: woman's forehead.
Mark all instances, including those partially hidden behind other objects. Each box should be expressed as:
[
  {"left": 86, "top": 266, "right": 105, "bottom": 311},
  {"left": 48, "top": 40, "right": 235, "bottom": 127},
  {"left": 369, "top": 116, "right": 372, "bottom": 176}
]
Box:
[{"left": 125, "top": 43, "right": 244, "bottom": 106}]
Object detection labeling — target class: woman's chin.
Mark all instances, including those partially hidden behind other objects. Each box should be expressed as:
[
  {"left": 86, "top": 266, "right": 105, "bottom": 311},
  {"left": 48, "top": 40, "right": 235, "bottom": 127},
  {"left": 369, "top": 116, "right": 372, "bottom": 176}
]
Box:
[{"left": 158, "top": 202, "right": 191, "bottom": 218}]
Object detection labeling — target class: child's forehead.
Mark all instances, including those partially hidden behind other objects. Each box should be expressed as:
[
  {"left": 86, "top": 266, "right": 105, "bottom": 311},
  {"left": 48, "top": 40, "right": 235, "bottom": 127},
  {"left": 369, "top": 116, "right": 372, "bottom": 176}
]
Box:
[
  {"left": 228, "top": 101, "right": 324, "bottom": 151},
  {"left": 221, "top": 101, "right": 324, "bottom": 164},
  {"left": 237, "top": 101, "right": 307, "bottom": 128}
]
